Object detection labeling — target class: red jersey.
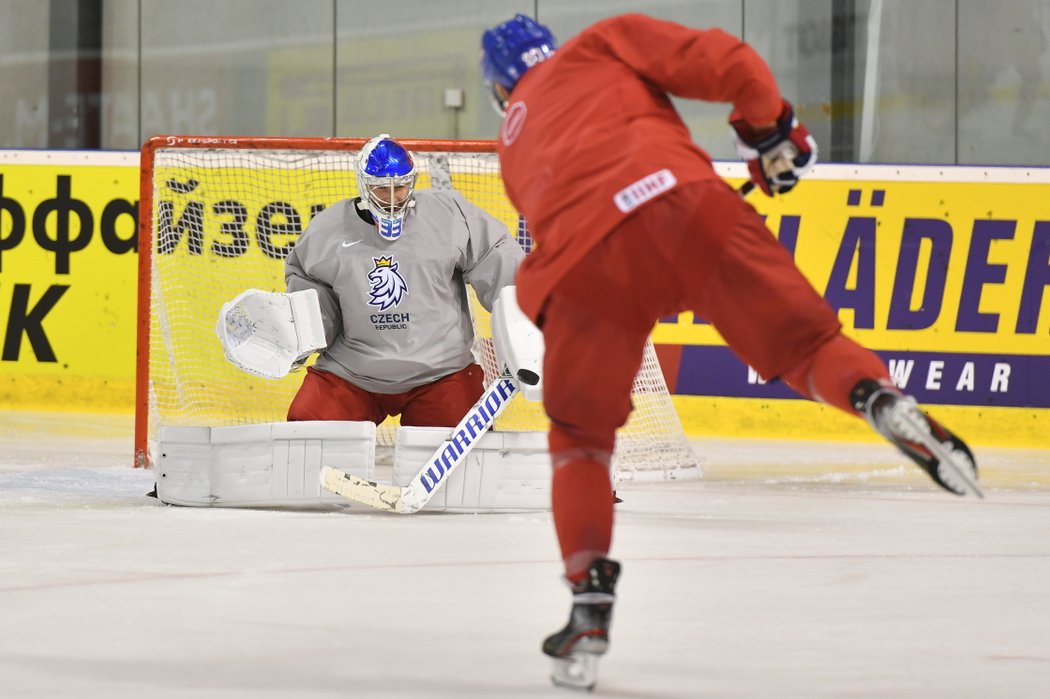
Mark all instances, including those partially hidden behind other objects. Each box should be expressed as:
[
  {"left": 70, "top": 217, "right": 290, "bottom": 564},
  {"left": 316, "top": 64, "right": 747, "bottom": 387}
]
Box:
[{"left": 496, "top": 14, "right": 782, "bottom": 319}]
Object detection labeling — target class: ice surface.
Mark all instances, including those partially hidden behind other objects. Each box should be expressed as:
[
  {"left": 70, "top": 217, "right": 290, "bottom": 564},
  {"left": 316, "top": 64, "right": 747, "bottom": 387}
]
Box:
[{"left": 1, "top": 411, "right": 1048, "bottom": 698}]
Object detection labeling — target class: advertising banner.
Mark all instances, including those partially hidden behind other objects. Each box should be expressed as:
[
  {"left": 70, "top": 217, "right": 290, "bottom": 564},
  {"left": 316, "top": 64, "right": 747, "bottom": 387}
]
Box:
[
  {"left": 656, "top": 163, "right": 1049, "bottom": 446},
  {"left": 0, "top": 153, "right": 1046, "bottom": 446},
  {"left": 0, "top": 151, "right": 139, "bottom": 409}
]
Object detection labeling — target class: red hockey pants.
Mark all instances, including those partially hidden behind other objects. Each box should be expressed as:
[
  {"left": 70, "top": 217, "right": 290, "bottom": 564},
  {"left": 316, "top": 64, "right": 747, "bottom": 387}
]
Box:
[
  {"left": 536, "top": 180, "right": 890, "bottom": 580},
  {"left": 287, "top": 363, "right": 485, "bottom": 427}
]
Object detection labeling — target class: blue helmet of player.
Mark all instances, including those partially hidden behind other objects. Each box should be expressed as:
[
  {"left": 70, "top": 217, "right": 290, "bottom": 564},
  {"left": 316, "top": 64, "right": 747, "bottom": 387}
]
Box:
[
  {"left": 355, "top": 134, "right": 417, "bottom": 241},
  {"left": 480, "top": 14, "right": 557, "bottom": 116}
]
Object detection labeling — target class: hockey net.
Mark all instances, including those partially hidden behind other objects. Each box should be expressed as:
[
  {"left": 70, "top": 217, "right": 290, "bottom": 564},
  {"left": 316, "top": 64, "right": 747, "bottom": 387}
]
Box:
[{"left": 135, "top": 136, "right": 698, "bottom": 481}]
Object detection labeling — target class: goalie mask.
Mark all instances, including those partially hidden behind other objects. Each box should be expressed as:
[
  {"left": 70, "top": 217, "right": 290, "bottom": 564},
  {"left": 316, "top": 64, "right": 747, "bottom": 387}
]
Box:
[
  {"left": 480, "top": 14, "right": 557, "bottom": 116},
  {"left": 356, "top": 134, "right": 417, "bottom": 241}
]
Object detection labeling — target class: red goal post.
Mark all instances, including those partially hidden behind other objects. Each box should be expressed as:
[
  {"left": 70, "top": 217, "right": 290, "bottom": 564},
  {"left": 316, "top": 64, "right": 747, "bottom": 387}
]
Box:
[{"left": 135, "top": 135, "right": 698, "bottom": 481}]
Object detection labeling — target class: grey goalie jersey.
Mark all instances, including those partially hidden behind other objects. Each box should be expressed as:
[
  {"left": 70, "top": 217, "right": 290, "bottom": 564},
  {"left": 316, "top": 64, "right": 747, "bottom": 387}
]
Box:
[{"left": 285, "top": 189, "right": 524, "bottom": 394}]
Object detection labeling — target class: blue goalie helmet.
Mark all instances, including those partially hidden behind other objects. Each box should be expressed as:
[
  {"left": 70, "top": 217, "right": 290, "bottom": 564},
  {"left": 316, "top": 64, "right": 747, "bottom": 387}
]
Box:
[
  {"left": 355, "top": 134, "right": 417, "bottom": 241},
  {"left": 480, "top": 14, "right": 557, "bottom": 115}
]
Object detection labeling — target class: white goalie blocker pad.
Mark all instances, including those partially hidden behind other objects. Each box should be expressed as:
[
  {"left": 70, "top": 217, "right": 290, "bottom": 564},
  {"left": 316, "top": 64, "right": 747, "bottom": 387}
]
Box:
[
  {"left": 392, "top": 427, "right": 550, "bottom": 513},
  {"left": 216, "top": 288, "right": 327, "bottom": 379},
  {"left": 154, "top": 421, "right": 375, "bottom": 507},
  {"left": 491, "top": 285, "right": 544, "bottom": 402}
]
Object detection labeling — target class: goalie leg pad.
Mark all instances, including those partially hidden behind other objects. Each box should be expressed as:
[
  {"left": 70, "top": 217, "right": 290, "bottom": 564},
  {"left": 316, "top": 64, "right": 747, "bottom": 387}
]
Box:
[
  {"left": 155, "top": 421, "right": 375, "bottom": 507},
  {"left": 392, "top": 427, "right": 551, "bottom": 513}
]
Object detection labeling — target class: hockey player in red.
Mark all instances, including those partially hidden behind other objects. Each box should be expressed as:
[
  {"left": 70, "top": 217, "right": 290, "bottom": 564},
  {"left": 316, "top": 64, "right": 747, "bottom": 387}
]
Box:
[{"left": 481, "top": 13, "right": 981, "bottom": 690}]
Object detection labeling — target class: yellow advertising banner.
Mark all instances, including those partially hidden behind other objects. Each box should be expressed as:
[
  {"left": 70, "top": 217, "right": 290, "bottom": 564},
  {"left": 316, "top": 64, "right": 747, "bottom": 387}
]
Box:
[
  {"left": 656, "top": 163, "right": 1050, "bottom": 447},
  {"left": 0, "top": 152, "right": 139, "bottom": 409},
  {"left": 0, "top": 154, "right": 1046, "bottom": 448}
]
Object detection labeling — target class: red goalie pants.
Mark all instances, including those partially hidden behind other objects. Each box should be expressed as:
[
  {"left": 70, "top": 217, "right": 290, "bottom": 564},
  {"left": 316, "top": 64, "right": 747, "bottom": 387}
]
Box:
[
  {"left": 536, "top": 180, "right": 890, "bottom": 581},
  {"left": 287, "top": 363, "right": 485, "bottom": 427}
]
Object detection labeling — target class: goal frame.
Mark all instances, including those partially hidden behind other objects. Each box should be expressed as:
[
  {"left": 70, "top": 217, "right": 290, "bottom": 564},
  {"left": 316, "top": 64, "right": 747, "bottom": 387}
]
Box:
[
  {"left": 135, "top": 135, "right": 497, "bottom": 467},
  {"left": 135, "top": 135, "right": 698, "bottom": 481}
]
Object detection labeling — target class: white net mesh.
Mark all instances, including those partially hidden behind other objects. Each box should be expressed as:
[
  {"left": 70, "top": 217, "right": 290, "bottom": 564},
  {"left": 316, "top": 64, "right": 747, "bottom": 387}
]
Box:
[{"left": 142, "top": 139, "right": 698, "bottom": 480}]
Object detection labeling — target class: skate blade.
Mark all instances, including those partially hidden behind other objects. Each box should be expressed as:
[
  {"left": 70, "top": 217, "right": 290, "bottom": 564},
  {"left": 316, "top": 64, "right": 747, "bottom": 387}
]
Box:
[
  {"left": 932, "top": 444, "right": 984, "bottom": 499},
  {"left": 551, "top": 653, "right": 600, "bottom": 691},
  {"left": 896, "top": 407, "right": 984, "bottom": 499}
]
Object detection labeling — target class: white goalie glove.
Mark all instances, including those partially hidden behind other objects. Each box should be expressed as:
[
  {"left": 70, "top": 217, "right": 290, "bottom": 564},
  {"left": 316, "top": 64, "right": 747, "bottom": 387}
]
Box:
[
  {"left": 491, "top": 285, "right": 544, "bottom": 402},
  {"left": 216, "top": 288, "right": 327, "bottom": 379}
]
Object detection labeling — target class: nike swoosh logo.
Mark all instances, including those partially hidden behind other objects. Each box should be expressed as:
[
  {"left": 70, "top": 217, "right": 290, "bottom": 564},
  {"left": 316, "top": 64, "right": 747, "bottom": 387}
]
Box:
[{"left": 342, "top": 240, "right": 362, "bottom": 248}]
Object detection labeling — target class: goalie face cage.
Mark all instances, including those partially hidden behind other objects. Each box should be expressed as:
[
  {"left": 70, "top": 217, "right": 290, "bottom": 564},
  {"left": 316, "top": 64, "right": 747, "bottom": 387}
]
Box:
[{"left": 135, "top": 135, "right": 698, "bottom": 481}]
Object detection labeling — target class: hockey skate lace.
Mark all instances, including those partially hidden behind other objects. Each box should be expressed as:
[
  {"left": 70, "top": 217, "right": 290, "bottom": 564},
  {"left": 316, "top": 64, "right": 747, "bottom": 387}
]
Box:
[{"left": 884, "top": 398, "right": 929, "bottom": 444}]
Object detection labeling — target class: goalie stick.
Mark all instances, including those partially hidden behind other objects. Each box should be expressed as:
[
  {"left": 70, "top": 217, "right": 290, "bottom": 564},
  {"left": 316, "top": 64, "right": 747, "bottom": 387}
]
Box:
[{"left": 322, "top": 370, "right": 521, "bottom": 513}]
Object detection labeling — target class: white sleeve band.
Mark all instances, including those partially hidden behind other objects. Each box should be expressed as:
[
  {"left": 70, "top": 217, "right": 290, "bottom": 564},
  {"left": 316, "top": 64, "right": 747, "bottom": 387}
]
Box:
[
  {"left": 155, "top": 421, "right": 376, "bottom": 507},
  {"left": 216, "top": 288, "right": 327, "bottom": 380},
  {"left": 491, "top": 285, "right": 544, "bottom": 402}
]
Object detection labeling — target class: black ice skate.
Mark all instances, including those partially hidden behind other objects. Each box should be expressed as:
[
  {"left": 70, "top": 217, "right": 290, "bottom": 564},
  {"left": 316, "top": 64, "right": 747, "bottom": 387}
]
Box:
[
  {"left": 851, "top": 379, "right": 982, "bottom": 498},
  {"left": 543, "top": 557, "right": 621, "bottom": 691}
]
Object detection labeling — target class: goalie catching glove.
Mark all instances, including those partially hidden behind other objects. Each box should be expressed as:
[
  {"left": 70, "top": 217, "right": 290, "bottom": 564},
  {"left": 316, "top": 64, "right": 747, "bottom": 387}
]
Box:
[
  {"left": 216, "top": 289, "right": 327, "bottom": 379},
  {"left": 730, "top": 98, "right": 817, "bottom": 196}
]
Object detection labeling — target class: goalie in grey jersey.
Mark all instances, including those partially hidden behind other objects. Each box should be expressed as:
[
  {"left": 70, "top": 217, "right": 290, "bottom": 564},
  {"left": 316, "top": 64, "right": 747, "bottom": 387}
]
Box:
[{"left": 284, "top": 134, "right": 524, "bottom": 426}]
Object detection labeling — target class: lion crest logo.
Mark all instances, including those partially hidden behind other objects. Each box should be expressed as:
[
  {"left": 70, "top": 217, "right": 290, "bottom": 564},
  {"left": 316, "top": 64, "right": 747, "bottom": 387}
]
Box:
[{"left": 367, "top": 256, "right": 408, "bottom": 311}]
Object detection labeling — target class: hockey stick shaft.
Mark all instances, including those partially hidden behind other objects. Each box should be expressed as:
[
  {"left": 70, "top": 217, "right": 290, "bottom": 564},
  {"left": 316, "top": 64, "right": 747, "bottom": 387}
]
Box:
[{"left": 322, "top": 372, "right": 519, "bottom": 513}]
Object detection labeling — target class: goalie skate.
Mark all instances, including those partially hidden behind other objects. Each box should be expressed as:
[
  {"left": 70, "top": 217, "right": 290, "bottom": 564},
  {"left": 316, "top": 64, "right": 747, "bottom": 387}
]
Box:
[
  {"left": 851, "top": 380, "right": 982, "bottom": 498},
  {"left": 543, "top": 558, "right": 621, "bottom": 691}
]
